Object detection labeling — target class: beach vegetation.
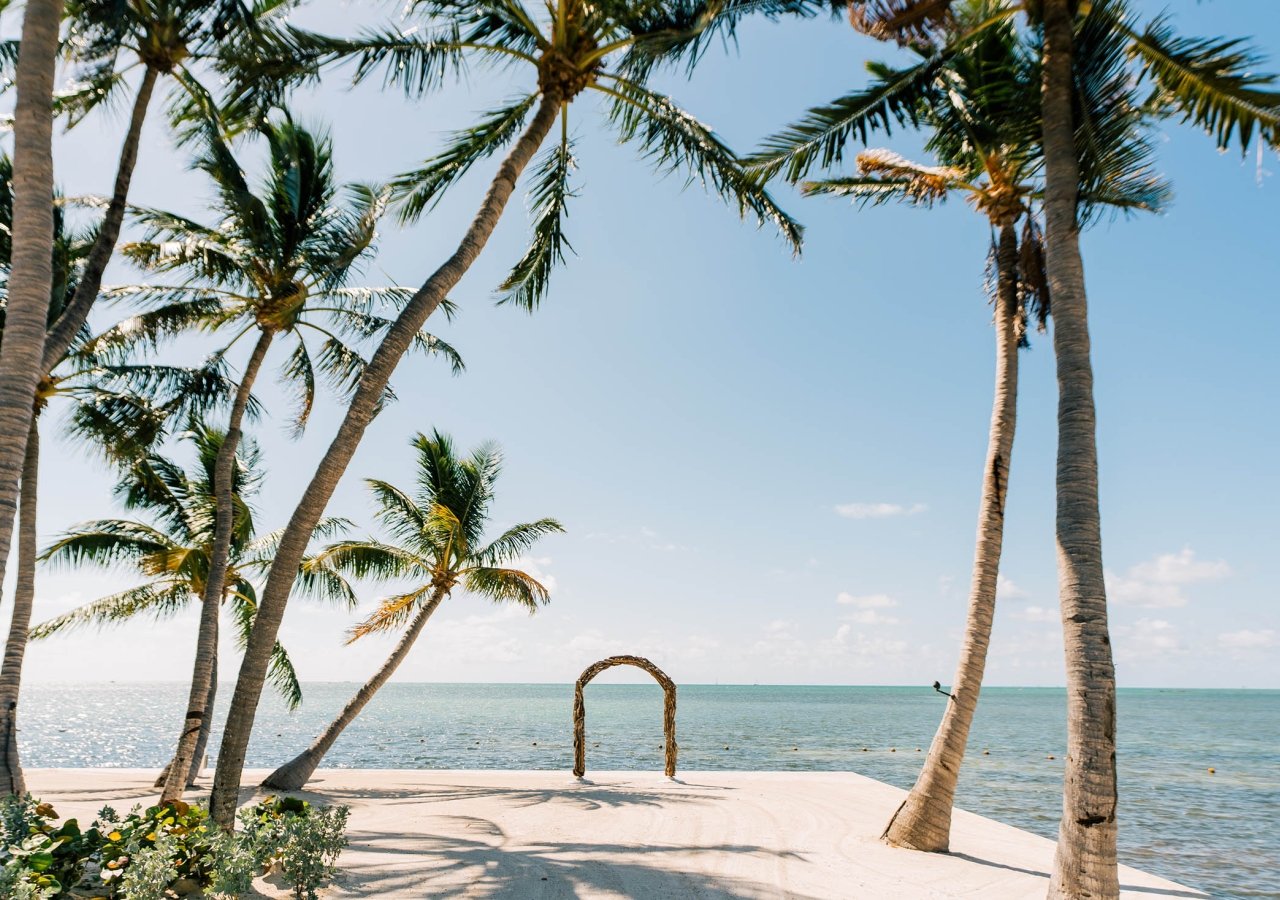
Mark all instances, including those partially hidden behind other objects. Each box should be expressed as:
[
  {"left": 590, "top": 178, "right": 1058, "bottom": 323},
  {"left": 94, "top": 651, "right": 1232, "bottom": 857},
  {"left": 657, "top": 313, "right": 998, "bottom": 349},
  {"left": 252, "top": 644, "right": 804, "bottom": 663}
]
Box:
[{"left": 239, "top": 796, "right": 349, "bottom": 900}]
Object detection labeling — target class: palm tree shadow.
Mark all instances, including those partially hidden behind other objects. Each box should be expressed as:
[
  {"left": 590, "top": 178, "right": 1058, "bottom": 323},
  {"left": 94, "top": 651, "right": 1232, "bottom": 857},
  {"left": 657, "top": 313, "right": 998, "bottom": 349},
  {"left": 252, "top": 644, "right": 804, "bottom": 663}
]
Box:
[
  {"left": 947, "top": 853, "right": 1209, "bottom": 899},
  {"left": 287, "top": 779, "right": 730, "bottom": 813},
  {"left": 333, "top": 824, "right": 815, "bottom": 899}
]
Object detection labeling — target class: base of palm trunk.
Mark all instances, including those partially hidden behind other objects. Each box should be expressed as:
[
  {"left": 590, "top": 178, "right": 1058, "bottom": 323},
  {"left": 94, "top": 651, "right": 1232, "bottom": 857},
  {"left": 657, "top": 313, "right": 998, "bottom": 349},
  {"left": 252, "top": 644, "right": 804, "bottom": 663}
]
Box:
[
  {"left": 881, "top": 795, "right": 952, "bottom": 853},
  {"left": 260, "top": 753, "right": 319, "bottom": 792}
]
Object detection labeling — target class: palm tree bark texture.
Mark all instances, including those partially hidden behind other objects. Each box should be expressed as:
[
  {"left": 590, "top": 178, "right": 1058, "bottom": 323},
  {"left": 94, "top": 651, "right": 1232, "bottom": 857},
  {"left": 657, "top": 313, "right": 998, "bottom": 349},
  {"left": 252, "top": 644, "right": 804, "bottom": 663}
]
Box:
[
  {"left": 0, "top": 0, "right": 65, "bottom": 650},
  {"left": 1042, "top": 1, "right": 1120, "bottom": 896},
  {"left": 0, "top": 423, "right": 40, "bottom": 794},
  {"left": 573, "top": 655, "right": 677, "bottom": 779},
  {"left": 883, "top": 221, "right": 1020, "bottom": 852}
]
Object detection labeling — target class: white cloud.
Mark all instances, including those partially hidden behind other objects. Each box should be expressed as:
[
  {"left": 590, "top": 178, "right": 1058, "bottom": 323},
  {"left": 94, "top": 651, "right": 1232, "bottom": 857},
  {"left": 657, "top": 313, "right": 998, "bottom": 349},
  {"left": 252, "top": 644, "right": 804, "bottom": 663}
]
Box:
[
  {"left": 836, "top": 592, "right": 897, "bottom": 609},
  {"left": 1107, "top": 548, "right": 1230, "bottom": 609},
  {"left": 845, "top": 609, "right": 901, "bottom": 625},
  {"left": 1012, "top": 605, "right": 1057, "bottom": 623},
  {"left": 997, "top": 575, "right": 1029, "bottom": 601},
  {"left": 834, "top": 502, "right": 927, "bottom": 520},
  {"left": 1217, "top": 629, "right": 1277, "bottom": 650},
  {"left": 1114, "top": 618, "right": 1183, "bottom": 662}
]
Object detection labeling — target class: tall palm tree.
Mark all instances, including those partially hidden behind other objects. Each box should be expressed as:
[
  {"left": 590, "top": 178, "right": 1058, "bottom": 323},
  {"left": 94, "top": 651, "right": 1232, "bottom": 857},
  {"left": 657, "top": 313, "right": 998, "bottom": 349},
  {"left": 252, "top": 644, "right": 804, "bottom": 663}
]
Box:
[
  {"left": 0, "top": 155, "right": 231, "bottom": 796},
  {"left": 750, "top": 0, "right": 1168, "bottom": 854},
  {"left": 32, "top": 424, "right": 355, "bottom": 788},
  {"left": 208, "top": 0, "right": 802, "bottom": 825},
  {"left": 97, "top": 114, "right": 462, "bottom": 802},
  {"left": 754, "top": 0, "right": 1279, "bottom": 891},
  {"left": 0, "top": 1, "right": 64, "bottom": 719},
  {"left": 262, "top": 430, "right": 562, "bottom": 790}
]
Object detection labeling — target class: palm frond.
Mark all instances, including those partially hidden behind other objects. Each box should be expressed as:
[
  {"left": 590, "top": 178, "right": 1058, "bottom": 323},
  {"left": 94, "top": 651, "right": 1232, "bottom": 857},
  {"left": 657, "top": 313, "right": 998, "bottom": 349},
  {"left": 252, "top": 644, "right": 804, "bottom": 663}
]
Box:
[
  {"left": 313, "top": 539, "right": 425, "bottom": 582},
  {"left": 29, "top": 582, "right": 192, "bottom": 639},
  {"left": 463, "top": 566, "right": 550, "bottom": 611},
  {"left": 602, "top": 77, "right": 803, "bottom": 252},
  {"left": 849, "top": 0, "right": 955, "bottom": 48},
  {"left": 1126, "top": 12, "right": 1280, "bottom": 152},
  {"left": 475, "top": 517, "right": 564, "bottom": 566},
  {"left": 347, "top": 585, "right": 433, "bottom": 641},
  {"left": 390, "top": 93, "right": 538, "bottom": 223},
  {"left": 498, "top": 137, "right": 577, "bottom": 311}
]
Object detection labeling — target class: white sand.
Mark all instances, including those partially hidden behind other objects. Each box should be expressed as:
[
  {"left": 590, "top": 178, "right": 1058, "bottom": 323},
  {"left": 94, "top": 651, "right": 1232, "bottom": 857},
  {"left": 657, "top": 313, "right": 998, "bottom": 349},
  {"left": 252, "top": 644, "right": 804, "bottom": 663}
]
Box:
[{"left": 28, "top": 769, "right": 1206, "bottom": 899}]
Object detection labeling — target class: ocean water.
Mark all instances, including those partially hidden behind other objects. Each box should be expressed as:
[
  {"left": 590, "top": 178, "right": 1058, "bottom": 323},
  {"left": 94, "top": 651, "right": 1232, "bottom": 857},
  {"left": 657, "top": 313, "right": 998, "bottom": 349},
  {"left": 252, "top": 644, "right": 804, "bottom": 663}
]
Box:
[{"left": 21, "top": 683, "right": 1280, "bottom": 899}]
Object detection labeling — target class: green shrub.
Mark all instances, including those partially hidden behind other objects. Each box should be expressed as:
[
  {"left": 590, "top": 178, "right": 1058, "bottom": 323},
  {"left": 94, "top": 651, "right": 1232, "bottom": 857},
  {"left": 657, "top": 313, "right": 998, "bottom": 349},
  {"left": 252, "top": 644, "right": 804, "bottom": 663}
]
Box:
[
  {"left": 117, "top": 830, "right": 179, "bottom": 900},
  {"left": 203, "top": 830, "right": 257, "bottom": 899},
  {"left": 0, "top": 800, "right": 102, "bottom": 897},
  {"left": 239, "top": 796, "right": 349, "bottom": 900},
  {"left": 96, "top": 799, "right": 216, "bottom": 894}
]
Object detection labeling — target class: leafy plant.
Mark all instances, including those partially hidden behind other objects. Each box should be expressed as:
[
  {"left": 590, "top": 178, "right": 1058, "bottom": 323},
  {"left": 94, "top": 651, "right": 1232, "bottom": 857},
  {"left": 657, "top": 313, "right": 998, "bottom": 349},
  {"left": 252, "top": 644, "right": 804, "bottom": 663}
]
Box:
[
  {"left": 95, "top": 799, "right": 216, "bottom": 895},
  {"left": 0, "top": 800, "right": 102, "bottom": 897},
  {"left": 239, "top": 796, "right": 349, "bottom": 900},
  {"left": 117, "top": 831, "right": 179, "bottom": 900},
  {"left": 203, "top": 830, "right": 257, "bottom": 899}
]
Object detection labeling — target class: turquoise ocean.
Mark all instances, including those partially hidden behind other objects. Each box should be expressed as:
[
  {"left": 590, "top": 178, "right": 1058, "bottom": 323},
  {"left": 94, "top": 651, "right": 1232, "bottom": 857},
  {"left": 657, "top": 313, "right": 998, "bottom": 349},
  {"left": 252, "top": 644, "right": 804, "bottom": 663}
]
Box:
[{"left": 22, "top": 684, "right": 1279, "bottom": 899}]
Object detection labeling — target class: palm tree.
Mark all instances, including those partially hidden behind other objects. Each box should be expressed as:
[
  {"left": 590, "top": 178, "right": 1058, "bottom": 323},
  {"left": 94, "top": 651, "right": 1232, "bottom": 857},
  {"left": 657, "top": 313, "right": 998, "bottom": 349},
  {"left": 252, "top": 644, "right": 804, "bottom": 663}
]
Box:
[
  {"left": 262, "top": 430, "right": 562, "bottom": 790},
  {"left": 750, "top": 0, "right": 1168, "bottom": 853},
  {"left": 208, "top": 0, "right": 801, "bottom": 825},
  {"left": 32, "top": 424, "right": 355, "bottom": 788},
  {"left": 753, "top": 0, "right": 1278, "bottom": 891},
  {"left": 0, "top": 0, "right": 64, "bottom": 711},
  {"left": 0, "top": 155, "right": 231, "bottom": 796},
  {"left": 96, "top": 114, "right": 462, "bottom": 802}
]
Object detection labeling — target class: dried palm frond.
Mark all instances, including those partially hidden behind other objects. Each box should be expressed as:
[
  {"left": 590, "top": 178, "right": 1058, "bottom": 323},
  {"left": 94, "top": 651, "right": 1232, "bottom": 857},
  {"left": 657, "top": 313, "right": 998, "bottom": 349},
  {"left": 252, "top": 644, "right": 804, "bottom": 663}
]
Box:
[
  {"left": 856, "top": 148, "right": 963, "bottom": 203},
  {"left": 1017, "top": 216, "right": 1050, "bottom": 333},
  {"left": 849, "top": 0, "right": 956, "bottom": 48}
]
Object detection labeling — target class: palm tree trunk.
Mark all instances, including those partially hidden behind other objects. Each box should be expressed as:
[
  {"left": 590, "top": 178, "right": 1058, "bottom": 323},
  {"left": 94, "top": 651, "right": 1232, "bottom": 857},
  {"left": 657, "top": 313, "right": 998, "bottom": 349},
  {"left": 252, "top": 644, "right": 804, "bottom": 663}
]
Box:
[
  {"left": 41, "top": 66, "right": 159, "bottom": 372},
  {"left": 0, "top": 421, "right": 40, "bottom": 795},
  {"left": 161, "top": 330, "right": 273, "bottom": 803},
  {"left": 262, "top": 590, "right": 445, "bottom": 791},
  {"left": 1042, "top": 2, "right": 1119, "bottom": 897},
  {"left": 209, "top": 96, "right": 561, "bottom": 827},
  {"left": 0, "top": 0, "right": 65, "bottom": 614},
  {"left": 882, "top": 223, "right": 1021, "bottom": 852},
  {"left": 154, "top": 630, "right": 217, "bottom": 789}
]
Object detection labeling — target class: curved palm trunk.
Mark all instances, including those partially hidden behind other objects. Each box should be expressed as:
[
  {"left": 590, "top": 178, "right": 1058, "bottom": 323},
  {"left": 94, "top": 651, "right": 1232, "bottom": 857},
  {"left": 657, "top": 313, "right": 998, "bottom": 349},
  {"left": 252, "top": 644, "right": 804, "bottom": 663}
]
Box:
[
  {"left": 882, "top": 223, "right": 1021, "bottom": 852},
  {"left": 209, "top": 96, "right": 561, "bottom": 827},
  {"left": 41, "top": 67, "right": 159, "bottom": 372},
  {"left": 161, "top": 330, "right": 273, "bottom": 803},
  {"left": 0, "top": 422, "right": 40, "bottom": 795},
  {"left": 0, "top": 0, "right": 65, "bottom": 610},
  {"left": 1042, "top": 2, "right": 1119, "bottom": 897},
  {"left": 262, "top": 591, "right": 445, "bottom": 791},
  {"left": 154, "top": 634, "right": 217, "bottom": 789}
]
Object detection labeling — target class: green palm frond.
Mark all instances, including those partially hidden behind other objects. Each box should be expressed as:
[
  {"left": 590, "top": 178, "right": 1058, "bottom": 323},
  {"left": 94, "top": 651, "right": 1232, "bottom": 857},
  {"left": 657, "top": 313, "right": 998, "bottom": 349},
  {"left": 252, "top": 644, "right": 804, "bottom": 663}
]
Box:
[
  {"left": 278, "top": 337, "right": 318, "bottom": 436},
  {"left": 29, "top": 582, "right": 193, "bottom": 639},
  {"left": 391, "top": 93, "right": 539, "bottom": 223},
  {"left": 745, "top": 55, "right": 943, "bottom": 182},
  {"left": 476, "top": 518, "right": 565, "bottom": 566},
  {"left": 498, "top": 138, "right": 578, "bottom": 311},
  {"left": 313, "top": 540, "right": 425, "bottom": 581},
  {"left": 293, "top": 553, "right": 359, "bottom": 609},
  {"left": 268, "top": 640, "right": 304, "bottom": 709},
  {"left": 463, "top": 566, "right": 550, "bottom": 611},
  {"left": 601, "top": 77, "right": 803, "bottom": 251},
  {"left": 367, "top": 478, "right": 432, "bottom": 548},
  {"left": 802, "top": 176, "right": 939, "bottom": 206},
  {"left": 39, "top": 522, "right": 177, "bottom": 570},
  {"left": 1126, "top": 13, "right": 1280, "bottom": 152}
]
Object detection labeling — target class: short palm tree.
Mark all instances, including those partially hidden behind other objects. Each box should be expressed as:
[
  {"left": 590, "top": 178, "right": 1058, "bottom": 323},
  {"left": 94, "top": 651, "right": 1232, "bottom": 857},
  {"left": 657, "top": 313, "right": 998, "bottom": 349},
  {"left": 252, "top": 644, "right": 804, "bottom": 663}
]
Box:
[
  {"left": 210, "top": 0, "right": 799, "bottom": 824},
  {"left": 32, "top": 424, "right": 355, "bottom": 788},
  {"left": 754, "top": 0, "right": 1279, "bottom": 891},
  {"left": 0, "top": 155, "right": 231, "bottom": 796},
  {"left": 780, "top": 0, "right": 1167, "bottom": 854},
  {"left": 262, "top": 430, "right": 563, "bottom": 791},
  {"left": 98, "top": 114, "right": 462, "bottom": 800}
]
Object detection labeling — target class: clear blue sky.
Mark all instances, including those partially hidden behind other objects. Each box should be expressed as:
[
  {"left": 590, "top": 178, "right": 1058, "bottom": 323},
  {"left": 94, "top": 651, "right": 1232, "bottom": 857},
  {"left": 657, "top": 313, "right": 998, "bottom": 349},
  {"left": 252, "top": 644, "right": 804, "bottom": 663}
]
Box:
[{"left": 12, "top": 0, "right": 1280, "bottom": 688}]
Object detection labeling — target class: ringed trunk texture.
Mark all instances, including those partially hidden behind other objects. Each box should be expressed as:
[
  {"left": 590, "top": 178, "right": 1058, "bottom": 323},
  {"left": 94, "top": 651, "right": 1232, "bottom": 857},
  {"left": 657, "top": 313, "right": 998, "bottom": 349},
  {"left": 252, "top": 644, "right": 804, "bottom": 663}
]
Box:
[
  {"left": 41, "top": 67, "right": 158, "bottom": 371},
  {"left": 210, "top": 96, "right": 561, "bottom": 826},
  {"left": 0, "top": 422, "right": 40, "bottom": 795},
  {"left": 0, "top": 0, "right": 65, "bottom": 604},
  {"left": 161, "top": 330, "right": 273, "bottom": 803},
  {"left": 154, "top": 635, "right": 217, "bottom": 788},
  {"left": 1042, "top": 2, "right": 1120, "bottom": 897},
  {"left": 262, "top": 591, "right": 445, "bottom": 791},
  {"left": 882, "top": 224, "right": 1021, "bottom": 852}
]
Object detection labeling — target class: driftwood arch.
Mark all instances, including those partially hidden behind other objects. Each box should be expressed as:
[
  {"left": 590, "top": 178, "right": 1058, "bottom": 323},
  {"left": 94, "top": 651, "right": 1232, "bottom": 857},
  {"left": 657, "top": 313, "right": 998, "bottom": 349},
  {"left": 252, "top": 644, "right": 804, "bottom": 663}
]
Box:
[{"left": 572, "top": 655, "right": 677, "bottom": 778}]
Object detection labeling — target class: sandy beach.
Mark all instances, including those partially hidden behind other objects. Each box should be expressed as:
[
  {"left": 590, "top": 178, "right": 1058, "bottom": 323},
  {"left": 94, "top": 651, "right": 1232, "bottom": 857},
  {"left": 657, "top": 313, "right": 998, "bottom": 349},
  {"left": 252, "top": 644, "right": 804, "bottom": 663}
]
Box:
[{"left": 28, "top": 769, "right": 1205, "bottom": 899}]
